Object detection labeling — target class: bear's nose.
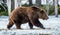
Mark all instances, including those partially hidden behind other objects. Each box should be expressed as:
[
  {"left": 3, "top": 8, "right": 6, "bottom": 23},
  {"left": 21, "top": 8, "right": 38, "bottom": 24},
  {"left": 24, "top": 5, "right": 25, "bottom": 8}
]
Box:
[
  {"left": 46, "top": 17, "right": 49, "bottom": 20},
  {"left": 47, "top": 17, "right": 49, "bottom": 19},
  {"left": 45, "top": 17, "right": 49, "bottom": 20}
]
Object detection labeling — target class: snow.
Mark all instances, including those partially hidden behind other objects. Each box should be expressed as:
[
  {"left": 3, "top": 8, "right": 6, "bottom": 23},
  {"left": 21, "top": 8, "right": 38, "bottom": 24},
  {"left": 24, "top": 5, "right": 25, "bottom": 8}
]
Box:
[{"left": 0, "top": 15, "right": 60, "bottom": 35}]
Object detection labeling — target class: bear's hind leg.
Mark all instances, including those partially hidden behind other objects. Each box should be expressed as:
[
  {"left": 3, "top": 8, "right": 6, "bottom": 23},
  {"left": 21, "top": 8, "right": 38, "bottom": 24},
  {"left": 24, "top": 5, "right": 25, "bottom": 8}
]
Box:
[{"left": 7, "top": 21, "right": 14, "bottom": 29}]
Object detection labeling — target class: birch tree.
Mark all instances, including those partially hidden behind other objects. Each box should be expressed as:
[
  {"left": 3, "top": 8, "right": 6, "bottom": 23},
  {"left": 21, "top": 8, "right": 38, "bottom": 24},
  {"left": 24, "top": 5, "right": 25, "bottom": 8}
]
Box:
[
  {"left": 7, "top": 0, "right": 11, "bottom": 15},
  {"left": 46, "top": 0, "right": 49, "bottom": 15},
  {"left": 54, "top": 0, "right": 58, "bottom": 17}
]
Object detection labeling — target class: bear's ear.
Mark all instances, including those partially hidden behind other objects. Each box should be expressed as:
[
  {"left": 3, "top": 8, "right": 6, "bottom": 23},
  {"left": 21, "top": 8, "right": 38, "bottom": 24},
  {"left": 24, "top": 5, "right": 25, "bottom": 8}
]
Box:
[
  {"left": 31, "top": 6, "right": 39, "bottom": 10},
  {"left": 40, "top": 9, "right": 46, "bottom": 14},
  {"left": 40, "top": 9, "right": 44, "bottom": 14}
]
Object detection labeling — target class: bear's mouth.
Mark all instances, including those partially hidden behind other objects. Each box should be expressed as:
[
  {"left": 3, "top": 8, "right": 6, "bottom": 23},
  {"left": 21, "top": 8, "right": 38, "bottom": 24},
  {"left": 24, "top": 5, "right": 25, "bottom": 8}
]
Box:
[
  {"left": 43, "top": 18, "right": 46, "bottom": 20},
  {"left": 43, "top": 18, "right": 48, "bottom": 20}
]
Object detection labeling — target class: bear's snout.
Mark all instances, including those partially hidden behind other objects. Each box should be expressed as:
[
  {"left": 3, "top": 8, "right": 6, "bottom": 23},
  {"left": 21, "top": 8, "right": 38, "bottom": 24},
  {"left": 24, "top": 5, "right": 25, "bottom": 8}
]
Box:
[
  {"left": 46, "top": 17, "right": 49, "bottom": 20},
  {"left": 43, "top": 17, "right": 49, "bottom": 20}
]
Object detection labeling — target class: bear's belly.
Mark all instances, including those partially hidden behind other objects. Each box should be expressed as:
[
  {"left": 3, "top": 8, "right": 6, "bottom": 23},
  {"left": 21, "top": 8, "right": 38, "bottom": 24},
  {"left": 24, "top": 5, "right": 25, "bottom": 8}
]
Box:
[
  {"left": 15, "top": 16, "right": 29, "bottom": 24},
  {"left": 21, "top": 17, "right": 29, "bottom": 23}
]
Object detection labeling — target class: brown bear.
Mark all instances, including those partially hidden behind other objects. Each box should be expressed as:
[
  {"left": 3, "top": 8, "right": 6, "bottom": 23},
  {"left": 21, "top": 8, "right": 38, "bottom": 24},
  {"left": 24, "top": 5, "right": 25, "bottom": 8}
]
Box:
[{"left": 7, "top": 6, "right": 48, "bottom": 29}]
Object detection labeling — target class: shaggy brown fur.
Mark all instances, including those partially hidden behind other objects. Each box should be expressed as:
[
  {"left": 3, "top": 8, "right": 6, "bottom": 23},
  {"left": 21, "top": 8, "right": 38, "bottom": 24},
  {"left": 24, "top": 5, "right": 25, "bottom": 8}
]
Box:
[{"left": 7, "top": 6, "right": 48, "bottom": 29}]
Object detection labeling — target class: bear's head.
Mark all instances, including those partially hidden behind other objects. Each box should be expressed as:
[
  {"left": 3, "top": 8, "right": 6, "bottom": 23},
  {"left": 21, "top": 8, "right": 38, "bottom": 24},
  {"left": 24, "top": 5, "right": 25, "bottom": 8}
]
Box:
[
  {"left": 39, "top": 9, "right": 48, "bottom": 20},
  {"left": 32, "top": 6, "right": 48, "bottom": 20}
]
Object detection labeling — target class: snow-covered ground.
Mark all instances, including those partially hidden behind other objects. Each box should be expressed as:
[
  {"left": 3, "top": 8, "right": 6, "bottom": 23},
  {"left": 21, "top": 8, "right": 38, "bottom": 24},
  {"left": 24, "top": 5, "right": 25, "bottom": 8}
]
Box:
[{"left": 0, "top": 15, "right": 60, "bottom": 35}]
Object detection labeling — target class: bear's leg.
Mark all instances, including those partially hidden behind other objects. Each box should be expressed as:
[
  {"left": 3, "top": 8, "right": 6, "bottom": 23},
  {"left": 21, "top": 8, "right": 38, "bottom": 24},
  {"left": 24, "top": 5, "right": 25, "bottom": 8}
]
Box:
[
  {"left": 15, "top": 23, "right": 21, "bottom": 29},
  {"left": 7, "top": 21, "right": 14, "bottom": 29},
  {"left": 29, "top": 21, "right": 33, "bottom": 29},
  {"left": 28, "top": 14, "right": 45, "bottom": 29},
  {"left": 29, "top": 18, "right": 45, "bottom": 29},
  {"left": 32, "top": 19, "right": 45, "bottom": 29}
]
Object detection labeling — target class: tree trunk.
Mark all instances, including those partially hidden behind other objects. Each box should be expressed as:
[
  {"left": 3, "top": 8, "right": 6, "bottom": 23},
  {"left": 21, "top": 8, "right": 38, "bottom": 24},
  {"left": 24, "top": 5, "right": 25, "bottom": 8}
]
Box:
[
  {"left": 53, "top": 0, "right": 54, "bottom": 6},
  {"left": 54, "top": 0, "right": 58, "bottom": 17},
  {"left": 36, "top": 0, "right": 41, "bottom": 7},
  {"left": 11, "top": 0, "right": 15, "bottom": 11},
  {"left": 15, "top": 0, "right": 18, "bottom": 9},
  {"left": 29, "top": 0, "right": 32, "bottom": 6},
  {"left": 46, "top": 0, "right": 49, "bottom": 15},
  {"left": 7, "top": 0, "right": 11, "bottom": 16},
  {"left": 2, "top": 0, "right": 7, "bottom": 3}
]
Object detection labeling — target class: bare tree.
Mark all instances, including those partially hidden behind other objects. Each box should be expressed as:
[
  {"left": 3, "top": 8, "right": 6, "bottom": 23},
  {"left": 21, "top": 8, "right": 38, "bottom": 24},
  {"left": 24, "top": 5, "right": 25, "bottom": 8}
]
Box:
[
  {"left": 7, "top": 0, "right": 11, "bottom": 15},
  {"left": 53, "top": 0, "right": 54, "bottom": 6},
  {"left": 54, "top": 0, "right": 58, "bottom": 17},
  {"left": 11, "top": 0, "right": 15, "bottom": 11},
  {"left": 2, "top": 0, "right": 7, "bottom": 3},
  {"left": 15, "top": 0, "right": 18, "bottom": 9},
  {"left": 46, "top": 0, "right": 49, "bottom": 15},
  {"left": 28, "top": 0, "right": 32, "bottom": 6},
  {"left": 36, "top": 0, "right": 41, "bottom": 7}
]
